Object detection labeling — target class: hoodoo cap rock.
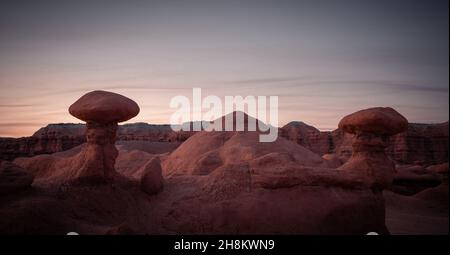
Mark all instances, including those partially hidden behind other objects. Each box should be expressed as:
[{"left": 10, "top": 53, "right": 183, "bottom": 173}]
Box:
[{"left": 69, "top": 90, "right": 139, "bottom": 123}]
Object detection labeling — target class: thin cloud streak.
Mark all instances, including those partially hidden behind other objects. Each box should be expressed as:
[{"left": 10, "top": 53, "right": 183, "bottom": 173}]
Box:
[
  {"left": 0, "top": 122, "right": 44, "bottom": 127},
  {"left": 215, "top": 77, "right": 447, "bottom": 94},
  {"left": 0, "top": 104, "right": 39, "bottom": 108},
  {"left": 277, "top": 79, "right": 447, "bottom": 93},
  {"left": 25, "top": 86, "right": 191, "bottom": 98},
  {"left": 223, "top": 76, "right": 309, "bottom": 85}
]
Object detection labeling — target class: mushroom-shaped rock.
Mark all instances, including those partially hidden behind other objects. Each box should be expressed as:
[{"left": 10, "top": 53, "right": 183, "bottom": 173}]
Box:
[
  {"left": 0, "top": 160, "right": 34, "bottom": 195},
  {"left": 338, "top": 107, "right": 408, "bottom": 190},
  {"left": 69, "top": 90, "right": 139, "bottom": 124},
  {"left": 140, "top": 157, "right": 164, "bottom": 195},
  {"left": 68, "top": 90, "right": 139, "bottom": 180},
  {"left": 338, "top": 107, "right": 408, "bottom": 136}
]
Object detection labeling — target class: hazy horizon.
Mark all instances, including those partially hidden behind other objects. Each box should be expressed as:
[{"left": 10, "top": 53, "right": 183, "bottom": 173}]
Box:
[{"left": 1, "top": 0, "right": 449, "bottom": 137}]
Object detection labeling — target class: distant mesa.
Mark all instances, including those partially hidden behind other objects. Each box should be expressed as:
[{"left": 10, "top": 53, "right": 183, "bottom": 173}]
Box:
[{"left": 2, "top": 111, "right": 447, "bottom": 166}]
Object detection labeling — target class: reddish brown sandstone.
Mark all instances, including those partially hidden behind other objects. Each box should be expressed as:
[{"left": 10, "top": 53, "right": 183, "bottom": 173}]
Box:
[
  {"left": 68, "top": 90, "right": 139, "bottom": 180},
  {"left": 140, "top": 157, "right": 164, "bottom": 195},
  {"left": 338, "top": 107, "right": 408, "bottom": 190},
  {"left": 0, "top": 160, "right": 34, "bottom": 194}
]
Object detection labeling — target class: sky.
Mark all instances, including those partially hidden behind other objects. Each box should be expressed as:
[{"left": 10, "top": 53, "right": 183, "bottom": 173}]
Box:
[{"left": 0, "top": 0, "right": 448, "bottom": 137}]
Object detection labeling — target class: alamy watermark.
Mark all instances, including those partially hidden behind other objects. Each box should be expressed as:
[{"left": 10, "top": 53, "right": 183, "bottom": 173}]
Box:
[{"left": 169, "top": 88, "right": 279, "bottom": 142}]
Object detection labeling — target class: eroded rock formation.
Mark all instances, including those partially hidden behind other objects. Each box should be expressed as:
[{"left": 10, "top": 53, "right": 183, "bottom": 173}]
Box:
[
  {"left": 3, "top": 119, "right": 447, "bottom": 165},
  {"left": 387, "top": 122, "right": 449, "bottom": 164},
  {"left": 1, "top": 106, "right": 447, "bottom": 234},
  {"left": 164, "top": 112, "right": 329, "bottom": 176},
  {"left": 140, "top": 157, "right": 164, "bottom": 195},
  {"left": 337, "top": 107, "right": 408, "bottom": 190},
  {"left": 0, "top": 124, "right": 85, "bottom": 160},
  {"left": 281, "top": 121, "right": 449, "bottom": 165},
  {"left": 280, "top": 121, "right": 334, "bottom": 155},
  {"left": 0, "top": 123, "right": 194, "bottom": 161},
  {"left": 67, "top": 90, "right": 140, "bottom": 180}
]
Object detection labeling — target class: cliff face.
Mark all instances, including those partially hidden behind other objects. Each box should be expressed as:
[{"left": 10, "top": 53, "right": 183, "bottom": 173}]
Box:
[
  {"left": 0, "top": 123, "right": 194, "bottom": 160},
  {"left": 117, "top": 123, "right": 193, "bottom": 142},
  {"left": 0, "top": 124, "right": 86, "bottom": 160},
  {"left": 281, "top": 121, "right": 449, "bottom": 165},
  {"left": 386, "top": 122, "right": 449, "bottom": 164},
  {"left": 2, "top": 121, "right": 448, "bottom": 164}
]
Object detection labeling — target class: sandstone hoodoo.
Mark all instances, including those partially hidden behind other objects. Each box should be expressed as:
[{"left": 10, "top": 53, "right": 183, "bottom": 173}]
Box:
[
  {"left": 338, "top": 107, "right": 408, "bottom": 189},
  {"left": 69, "top": 90, "right": 140, "bottom": 179}
]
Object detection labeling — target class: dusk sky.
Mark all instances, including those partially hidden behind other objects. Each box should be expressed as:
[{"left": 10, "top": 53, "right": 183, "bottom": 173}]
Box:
[{"left": 0, "top": 0, "right": 448, "bottom": 137}]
